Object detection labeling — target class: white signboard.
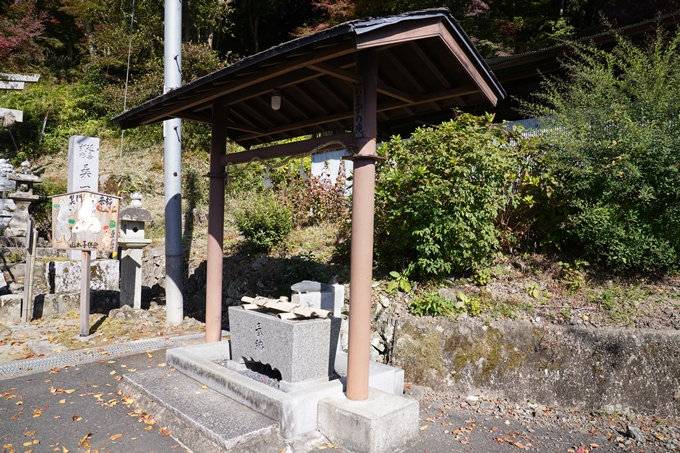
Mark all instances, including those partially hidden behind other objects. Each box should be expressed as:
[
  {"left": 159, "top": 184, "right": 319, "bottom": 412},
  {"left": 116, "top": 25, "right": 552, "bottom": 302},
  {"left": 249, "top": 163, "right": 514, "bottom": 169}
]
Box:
[
  {"left": 0, "top": 73, "right": 40, "bottom": 82},
  {"left": 68, "top": 135, "right": 100, "bottom": 192},
  {"left": 51, "top": 191, "right": 120, "bottom": 252},
  {"left": 0, "top": 81, "right": 24, "bottom": 90},
  {"left": 0, "top": 108, "right": 23, "bottom": 123}
]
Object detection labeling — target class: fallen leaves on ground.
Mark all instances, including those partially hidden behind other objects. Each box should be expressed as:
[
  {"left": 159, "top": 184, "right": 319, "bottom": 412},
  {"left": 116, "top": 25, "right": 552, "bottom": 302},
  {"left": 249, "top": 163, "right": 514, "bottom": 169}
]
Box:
[
  {"left": 77, "top": 433, "right": 91, "bottom": 447},
  {"left": 495, "top": 432, "right": 536, "bottom": 450}
]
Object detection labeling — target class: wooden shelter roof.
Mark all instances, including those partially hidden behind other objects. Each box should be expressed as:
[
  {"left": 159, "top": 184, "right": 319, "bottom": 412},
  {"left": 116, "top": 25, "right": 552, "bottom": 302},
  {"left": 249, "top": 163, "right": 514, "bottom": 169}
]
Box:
[{"left": 113, "top": 9, "right": 505, "bottom": 149}]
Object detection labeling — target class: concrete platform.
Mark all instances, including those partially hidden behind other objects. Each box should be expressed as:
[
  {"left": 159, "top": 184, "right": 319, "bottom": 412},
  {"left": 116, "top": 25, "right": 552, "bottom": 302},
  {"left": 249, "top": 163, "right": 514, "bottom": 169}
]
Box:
[
  {"left": 334, "top": 351, "right": 404, "bottom": 396},
  {"left": 318, "top": 388, "right": 419, "bottom": 453},
  {"left": 166, "top": 341, "right": 344, "bottom": 438},
  {"left": 121, "top": 366, "right": 285, "bottom": 452}
]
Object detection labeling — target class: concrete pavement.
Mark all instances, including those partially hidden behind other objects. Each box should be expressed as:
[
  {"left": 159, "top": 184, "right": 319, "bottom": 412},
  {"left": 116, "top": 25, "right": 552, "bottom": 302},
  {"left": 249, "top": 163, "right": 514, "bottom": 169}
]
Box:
[{"left": 1, "top": 336, "right": 676, "bottom": 452}]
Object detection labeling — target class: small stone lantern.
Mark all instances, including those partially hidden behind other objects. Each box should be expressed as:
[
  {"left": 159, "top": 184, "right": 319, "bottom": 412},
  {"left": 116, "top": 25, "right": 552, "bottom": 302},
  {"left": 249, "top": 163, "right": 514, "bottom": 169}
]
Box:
[{"left": 118, "top": 193, "right": 152, "bottom": 309}]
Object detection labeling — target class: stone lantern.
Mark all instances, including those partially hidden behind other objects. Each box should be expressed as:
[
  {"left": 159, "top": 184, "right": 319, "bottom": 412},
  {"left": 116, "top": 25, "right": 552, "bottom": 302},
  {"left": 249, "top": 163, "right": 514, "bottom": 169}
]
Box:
[
  {"left": 4, "top": 161, "right": 40, "bottom": 242},
  {"left": 118, "top": 193, "right": 152, "bottom": 309}
]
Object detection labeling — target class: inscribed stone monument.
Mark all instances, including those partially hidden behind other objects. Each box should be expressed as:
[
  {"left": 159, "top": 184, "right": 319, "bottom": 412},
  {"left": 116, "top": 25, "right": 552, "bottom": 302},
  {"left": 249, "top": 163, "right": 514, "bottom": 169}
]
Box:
[{"left": 67, "top": 136, "right": 99, "bottom": 192}]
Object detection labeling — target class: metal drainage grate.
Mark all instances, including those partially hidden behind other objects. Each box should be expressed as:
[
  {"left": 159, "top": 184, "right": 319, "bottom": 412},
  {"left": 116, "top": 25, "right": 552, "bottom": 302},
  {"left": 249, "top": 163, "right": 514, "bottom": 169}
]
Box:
[{"left": 0, "top": 333, "right": 204, "bottom": 378}]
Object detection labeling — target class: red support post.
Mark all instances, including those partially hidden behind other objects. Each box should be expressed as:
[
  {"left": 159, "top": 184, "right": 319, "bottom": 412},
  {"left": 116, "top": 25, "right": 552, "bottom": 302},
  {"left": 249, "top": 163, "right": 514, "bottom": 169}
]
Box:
[
  {"left": 346, "top": 50, "right": 378, "bottom": 400},
  {"left": 205, "top": 102, "right": 228, "bottom": 343}
]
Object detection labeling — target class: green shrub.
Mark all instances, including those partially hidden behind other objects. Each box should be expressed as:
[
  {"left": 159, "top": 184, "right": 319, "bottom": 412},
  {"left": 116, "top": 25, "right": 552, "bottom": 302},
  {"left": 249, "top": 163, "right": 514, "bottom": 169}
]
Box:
[
  {"left": 277, "top": 160, "right": 350, "bottom": 227},
  {"left": 523, "top": 27, "right": 680, "bottom": 272},
  {"left": 375, "top": 113, "right": 516, "bottom": 279},
  {"left": 234, "top": 191, "right": 292, "bottom": 252},
  {"left": 409, "top": 292, "right": 457, "bottom": 317}
]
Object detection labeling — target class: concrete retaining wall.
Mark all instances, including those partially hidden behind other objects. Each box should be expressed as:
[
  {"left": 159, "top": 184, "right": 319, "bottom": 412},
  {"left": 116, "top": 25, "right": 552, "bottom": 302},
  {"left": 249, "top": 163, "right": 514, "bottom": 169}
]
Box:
[{"left": 393, "top": 316, "right": 680, "bottom": 416}]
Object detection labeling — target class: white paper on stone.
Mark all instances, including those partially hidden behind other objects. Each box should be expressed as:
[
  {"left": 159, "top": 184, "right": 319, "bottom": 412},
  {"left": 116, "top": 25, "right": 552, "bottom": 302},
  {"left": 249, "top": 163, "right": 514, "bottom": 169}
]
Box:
[{"left": 67, "top": 135, "right": 100, "bottom": 192}]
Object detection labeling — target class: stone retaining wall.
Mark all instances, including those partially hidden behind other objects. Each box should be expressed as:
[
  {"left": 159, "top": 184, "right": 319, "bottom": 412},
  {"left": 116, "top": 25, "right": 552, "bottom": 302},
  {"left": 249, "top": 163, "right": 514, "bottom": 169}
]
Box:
[{"left": 392, "top": 316, "right": 680, "bottom": 416}]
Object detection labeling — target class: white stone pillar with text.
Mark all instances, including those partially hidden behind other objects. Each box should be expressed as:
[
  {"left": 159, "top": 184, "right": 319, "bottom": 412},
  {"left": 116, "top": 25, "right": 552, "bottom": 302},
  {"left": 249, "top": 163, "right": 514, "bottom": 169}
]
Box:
[{"left": 67, "top": 135, "right": 100, "bottom": 259}]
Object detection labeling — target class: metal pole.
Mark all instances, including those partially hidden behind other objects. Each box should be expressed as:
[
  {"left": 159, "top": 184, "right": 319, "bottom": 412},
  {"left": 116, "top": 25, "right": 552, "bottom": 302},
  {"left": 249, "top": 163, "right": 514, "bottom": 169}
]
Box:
[
  {"left": 21, "top": 220, "right": 36, "bottom": 323},
  {"left": 164, "top": 0, "right": 183, "bottom": 325},
  {"left": 80, "top": 251, "right": 91, "bottom": 336},
  {"left": 206, "top": 102, "right": 228, "bottom": 342},
  {"left": 346, "top": 50, "right": 378, "bottom": 401}
]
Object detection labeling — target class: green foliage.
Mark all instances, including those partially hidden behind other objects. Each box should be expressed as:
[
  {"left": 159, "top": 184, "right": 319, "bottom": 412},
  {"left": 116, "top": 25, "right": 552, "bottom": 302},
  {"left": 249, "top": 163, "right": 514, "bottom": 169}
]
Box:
[
  {"left": 277, "top": 160, "right": 350, "bottom": 227},
  {"left": 233, "top": 191, "right": 293, "bottom": 252},
  {"left": 459, "top": 291, "right": 483, "bottom": 316},
  {"left": 471, "top": 267, "right": 492, "bottom": 286},
  {"left": 410, "top": 289, "right": 484, "bottom": 317},
  {"left": 495, "top": 129, "right": 560, "bottom": 251},
  {"left": 557, "top": 260, "right": 589, "bottom": 292},
  {"left": 375, "top": 113, "right": 516, "bottom": 279},
  {"left": 525, "top": 281, "right": 542, "bottom": 299},
  {"left": 523, "top": 27, "right": 680, "bottom": 272},
  {"left": 387, "top": 270, "right": 411, "bottom": 294},
  {"left": 0, "top": 81, "right": 112, "bottom": 157},
  {"left": 409, "top": 291, "right": 457, "bottom": 317},
  {"left": 600, "top": 290, "right": 616, "bottom": 311}
]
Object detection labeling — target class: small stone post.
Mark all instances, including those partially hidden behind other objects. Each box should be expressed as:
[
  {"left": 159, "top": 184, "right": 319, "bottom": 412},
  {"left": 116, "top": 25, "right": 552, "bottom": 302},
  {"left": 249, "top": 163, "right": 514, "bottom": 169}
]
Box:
[{"left": 118, "top": 193, "right": 152, "bottom": 309}]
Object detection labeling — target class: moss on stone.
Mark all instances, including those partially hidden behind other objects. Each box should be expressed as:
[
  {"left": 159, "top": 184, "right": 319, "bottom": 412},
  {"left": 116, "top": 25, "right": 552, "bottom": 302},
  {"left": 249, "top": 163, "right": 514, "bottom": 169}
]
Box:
[
  {"left": 443, "top": 325, "right": 526, "bottom": 383},
  {"left": 397, "top": 321, "right": 447, "bottom": 387}
]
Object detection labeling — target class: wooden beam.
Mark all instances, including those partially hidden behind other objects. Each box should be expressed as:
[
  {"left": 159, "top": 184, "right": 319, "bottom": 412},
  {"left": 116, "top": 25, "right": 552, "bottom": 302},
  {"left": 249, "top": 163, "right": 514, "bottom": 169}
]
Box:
[
  {"left": 221, "top": 132, "right": 354, "bottom": 165},
  {"left": 174, "top": 111, "right": 213, "bottom": 124},
  {"left": 408, "top": 41, "right": 451, "bottom": 88},
  {"left": 376, "top": 82, "right": 416, "bottom": 103},
  {"left": 436, "top": 23, "right": 497, "bottom": 106},
  {"left": 355, "top": 20, "right": 441, "bottom": 49},
  {"left": 308, "top": 62, "right": 362, "bottom": 83},
  {"left": 137, "top": 42, "right": 356, "bottom": 125},
  {"left": 384, "top": 49, "right": 425, "bottom": 93},
  {"left": 417, "top": 85, "right": 479, "bottom": 103},
  {"left": 228, "top": 109, "right": 264, "bottom": 134},
  {"left": 238, "top": 111, "right": 352, "bottom": 141},
  {"left": 226, "top": 121, "right": 263, "bottom": 135},
  {"left": 236, "top": 84, "right": 480, "bottom": 141},
  {"left": 287, "top": 84, "right": 330, "bottom": 115},
  {"left": 311, "top": 78, "right": 351, "bottom": 110},
  {"left": 237, "top": 102, "right": 276, "bottom": 128},
  {"left": 355, "top": 19, "right": 497, "bottom": 106}
]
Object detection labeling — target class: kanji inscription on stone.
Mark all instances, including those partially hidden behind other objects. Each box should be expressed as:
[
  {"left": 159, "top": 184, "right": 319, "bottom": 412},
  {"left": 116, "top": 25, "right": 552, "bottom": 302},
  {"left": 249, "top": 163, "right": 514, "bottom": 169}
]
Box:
[{"left": 68, "top": 135, "right": 100, "bottom": 192}]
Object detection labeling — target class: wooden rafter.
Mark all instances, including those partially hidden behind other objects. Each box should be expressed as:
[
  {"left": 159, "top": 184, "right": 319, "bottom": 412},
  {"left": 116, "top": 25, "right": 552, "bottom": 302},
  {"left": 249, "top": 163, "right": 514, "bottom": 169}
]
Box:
[
  {"left": 136, "top": 42, "right": 356, "bottom": 126},
  {"left": 221, "top": 132, "right": 354, "bottom": 165}
]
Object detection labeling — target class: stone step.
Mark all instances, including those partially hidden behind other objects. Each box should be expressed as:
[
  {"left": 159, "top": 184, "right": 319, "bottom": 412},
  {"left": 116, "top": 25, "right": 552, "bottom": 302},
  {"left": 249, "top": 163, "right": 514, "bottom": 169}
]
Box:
[{"left": 120, "top": 366, "right": 286, "bottom": 453}]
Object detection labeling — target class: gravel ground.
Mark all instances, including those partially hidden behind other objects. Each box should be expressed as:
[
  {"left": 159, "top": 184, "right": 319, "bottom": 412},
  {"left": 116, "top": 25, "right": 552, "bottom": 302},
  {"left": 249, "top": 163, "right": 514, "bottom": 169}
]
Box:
[{"left": 407, "top": 385, "right": 680, "bottom": 452}]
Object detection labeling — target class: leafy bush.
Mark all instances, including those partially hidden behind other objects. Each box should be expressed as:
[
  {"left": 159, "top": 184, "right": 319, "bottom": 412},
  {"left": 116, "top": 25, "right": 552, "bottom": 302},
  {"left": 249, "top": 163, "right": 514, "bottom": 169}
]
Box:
[
  {"left": 233, "top": 191, "right": 292, "bottom": 252},
  {"left": 0, "top": 80, "right": 112, "bottom": 158},
  {"left": 387, "top": 270, "right": 411, "bottom": 294},
  {"left": 375, "top": 113, "right": 516, "bottom": 279},
  {"left": 523, "top": 28, "right": 680, "bottom": 272},
  {"left": 277, "top": 160, "right": 350, "bottom": 227},
  {"left": 409, "top": 292, "right": 457, "bottom": 317}
]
